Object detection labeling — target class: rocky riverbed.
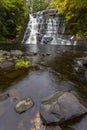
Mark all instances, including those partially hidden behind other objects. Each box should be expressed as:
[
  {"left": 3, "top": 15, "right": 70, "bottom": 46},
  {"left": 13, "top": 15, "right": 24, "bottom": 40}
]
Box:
[{"left": 0, "top": 44, "right": 87, "bottom": 130}]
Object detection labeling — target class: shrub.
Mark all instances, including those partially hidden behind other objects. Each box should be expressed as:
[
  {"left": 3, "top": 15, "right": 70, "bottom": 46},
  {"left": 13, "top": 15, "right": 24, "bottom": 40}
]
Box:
[{"left": 15, "top": 59, "right": 31, "bottom": 69}]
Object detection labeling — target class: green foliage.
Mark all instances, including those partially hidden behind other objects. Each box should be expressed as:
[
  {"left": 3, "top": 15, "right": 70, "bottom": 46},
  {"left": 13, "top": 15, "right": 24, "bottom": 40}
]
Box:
[
  {"left": 27, "top": 0, "right": 49, "bottom": 13},
  {"left": 15, "top": 59, "right": 31, "bottom": 69},
  {"left": 0, "top": 0, "right": 27, "bottom": 40},
  {"left": 50, "top": 0, "right": 87, "bottom": 36},
  {"left": 0, "top": 57, "right": 4, "bottom": 63}
]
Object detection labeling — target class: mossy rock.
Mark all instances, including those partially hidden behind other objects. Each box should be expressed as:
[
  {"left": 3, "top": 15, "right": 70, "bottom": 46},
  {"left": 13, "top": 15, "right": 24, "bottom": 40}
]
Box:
[{"left": 4, "top": 70, "right": 21, "bottom": 79}]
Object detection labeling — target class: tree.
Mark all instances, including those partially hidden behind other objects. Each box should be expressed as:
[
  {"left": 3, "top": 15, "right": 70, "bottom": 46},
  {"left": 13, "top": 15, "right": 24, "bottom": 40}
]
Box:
[
  {"left": 0, "top": 0, "right": 27, "bottom": 40},
  {"left": 27, "top": 0, "right": 49, "bottom": 13},
  {"left": 50, "top": 0, "right": 87, "bottom": 37}
]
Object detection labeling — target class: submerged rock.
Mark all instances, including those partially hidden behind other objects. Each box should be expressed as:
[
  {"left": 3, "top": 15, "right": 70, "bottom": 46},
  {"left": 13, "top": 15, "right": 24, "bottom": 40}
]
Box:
[
  {"left": 9, "top": 88, "right": 20, "bottom": 102},
  {"left": 0, "top": 92, "right": 9, "bottom": 101},
  {"left": 15, "top": 96, "right": 33, "bottom": 114},
  {"left": 40, "top": 92, "right": 87, "bottom": 125}
]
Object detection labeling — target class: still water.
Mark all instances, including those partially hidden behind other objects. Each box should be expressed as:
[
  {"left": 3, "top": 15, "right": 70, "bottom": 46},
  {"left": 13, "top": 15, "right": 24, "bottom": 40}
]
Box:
[{"left": 0, "top": 43, "right": 87, "bottom": 130}]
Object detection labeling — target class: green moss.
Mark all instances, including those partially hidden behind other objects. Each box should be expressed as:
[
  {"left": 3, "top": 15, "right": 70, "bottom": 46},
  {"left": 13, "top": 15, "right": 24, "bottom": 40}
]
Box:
[
  {"left": 15, "top": 59, "right": 31, "bottom": 69},
  {"left": 0, "top": 57, "right": 4, "bottom": 63}
]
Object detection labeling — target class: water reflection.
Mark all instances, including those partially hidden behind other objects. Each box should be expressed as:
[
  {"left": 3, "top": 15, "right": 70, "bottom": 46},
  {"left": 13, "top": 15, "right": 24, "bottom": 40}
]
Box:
[{"left": 0, "top": 43, "right": 87, "bottom": 130}]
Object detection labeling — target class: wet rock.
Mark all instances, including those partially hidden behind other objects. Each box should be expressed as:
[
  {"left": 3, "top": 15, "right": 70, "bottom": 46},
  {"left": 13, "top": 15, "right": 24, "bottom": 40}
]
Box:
[
  {"left": 0, "top": 50, "right": 10, "bottom": 56},
  {"left": 24, "top": 56, "right": 31, "bottom": 60},
  {"left": 46, "top": 53, "right": 51, "bottom": 56},
  {"left": 10, "top": 50, "right": 23, "bottom": 56},
  {"left": 0, "top": 92, "right": 9, "bottom": 101},
  {"left": 75, "top": 57, "right": 87, "bottom": 68},
  {"left": 40, "top": 92, "right": 87, "bottom": 125},
  {"left": 4, "top": 69, "right": 20, "bottom": 79},
  {"left": 0, "top": 61, "right": 14, "bottom": 70},
  {"left": 43, "top": 37, "right": 53, "bottom": 44},
  {"left": 0, "top": 50, "right": 5, "bottom": 56},
  {"left": 7, "top": 58, "right": 13, "bottom": 62},
  {"left": 40, "top": 53, "right": 51, "bottom": 57},
  {"left": 40, "top": 61, "right": 47, "bottom": 66},
  {"left": 25, "top": 51, "right": 36, "bottom": 56},
  {"left": 15, "top": 96, "right": 33, "bottom": 114},
  {"left": 6, "top": 55, "right": 10, "bottom": 59},
  {"left": 29, "top": 64, "right": 40, "bottom": 71}
]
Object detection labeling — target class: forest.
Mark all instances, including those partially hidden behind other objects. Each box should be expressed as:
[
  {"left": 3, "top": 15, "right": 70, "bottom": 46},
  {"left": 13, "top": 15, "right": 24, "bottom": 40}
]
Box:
[
  {"left": 0, "top": 0, "right": 27, "bottom": 41},
  {"left": 50, "top": 0, "right": 87, "bottom": 38},
  {"left": 0, "top": 0, "right": 87, "bottom": 41}
]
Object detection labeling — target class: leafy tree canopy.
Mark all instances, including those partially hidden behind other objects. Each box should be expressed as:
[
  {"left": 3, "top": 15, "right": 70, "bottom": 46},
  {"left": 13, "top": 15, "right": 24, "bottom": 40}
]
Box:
[
  {"left": 0, "top": 0, "right": 27, "bottom": 40},
  {"left": 27, "top": 0, "right": 49, "bottom": 13},
  {"left": 50, "top": 0, "right": 87, "bottom": 37}
]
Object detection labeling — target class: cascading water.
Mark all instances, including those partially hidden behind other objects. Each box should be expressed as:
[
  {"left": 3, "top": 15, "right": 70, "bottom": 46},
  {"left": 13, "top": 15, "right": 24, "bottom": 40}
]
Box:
[
  {"left": 22, "top": 14, "right": 39, "bottom": 44},
  {"left": 22, "top": 9, "right": 77, "bottom": 45}
]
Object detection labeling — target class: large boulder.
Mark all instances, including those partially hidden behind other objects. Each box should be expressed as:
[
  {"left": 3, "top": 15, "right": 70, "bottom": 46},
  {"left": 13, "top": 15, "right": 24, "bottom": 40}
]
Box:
[
  {"left": 0, "top": 61, "right": 14, "bottom": 70},
  {"left": 40, "top": 92, "right": 87, "bottom": 125},
  {"left": 15, "top": 96, "right": 34, "bottom": 114}
]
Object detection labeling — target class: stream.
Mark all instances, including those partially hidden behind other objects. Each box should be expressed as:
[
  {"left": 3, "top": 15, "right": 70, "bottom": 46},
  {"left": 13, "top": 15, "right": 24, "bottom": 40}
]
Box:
[{"left": 0, "top": 10, "right": 87, "bottom": 130}]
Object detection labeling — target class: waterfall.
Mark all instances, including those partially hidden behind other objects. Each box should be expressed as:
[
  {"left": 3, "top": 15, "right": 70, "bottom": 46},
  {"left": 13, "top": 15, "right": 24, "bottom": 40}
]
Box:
[
  {"left": 22, "top": 14, "right": 39, "bottom": 44},
  {"left": 22, "top": 9, "right": 77, "bottom": 45}
]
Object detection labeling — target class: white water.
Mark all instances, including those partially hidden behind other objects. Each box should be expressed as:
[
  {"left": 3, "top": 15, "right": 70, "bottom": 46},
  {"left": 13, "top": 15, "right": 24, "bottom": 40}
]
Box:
[
  {"left": 23, "top": 14, "right": 39, "bottom": 44},
  {"left": 22, "top": 12, "right": 77, "bottom": 45}
]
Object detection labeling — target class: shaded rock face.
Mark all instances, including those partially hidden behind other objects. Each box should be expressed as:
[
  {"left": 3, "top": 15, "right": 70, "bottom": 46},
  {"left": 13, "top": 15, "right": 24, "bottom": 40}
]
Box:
[
  {"left": 15, "top": 96, "right": 33, "bottom": 114},
  {"left": 40, "top": 92, "right": 87, "bottom": 125}
]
